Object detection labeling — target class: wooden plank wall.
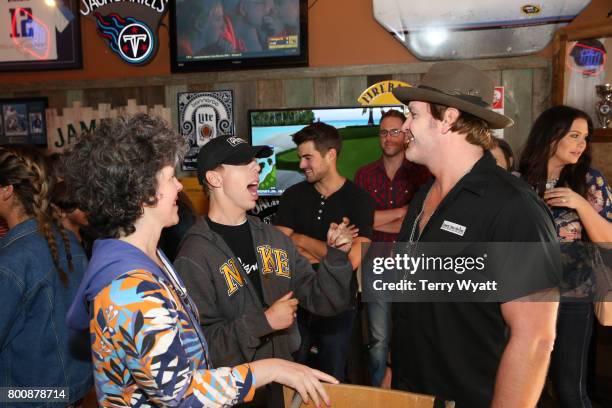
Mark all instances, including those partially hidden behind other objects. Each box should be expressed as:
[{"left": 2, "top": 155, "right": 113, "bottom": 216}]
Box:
[
  {"left": 592, "top": 141, "right": 612, "bottom": 182},
  {"left": 0, "top": 57, "right": 553, "bottom": 177}
]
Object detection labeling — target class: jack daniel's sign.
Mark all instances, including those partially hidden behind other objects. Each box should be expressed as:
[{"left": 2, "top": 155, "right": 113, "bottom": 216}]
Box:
[{"left": 80, "top": 0, "right": 167, "bottom": 65}]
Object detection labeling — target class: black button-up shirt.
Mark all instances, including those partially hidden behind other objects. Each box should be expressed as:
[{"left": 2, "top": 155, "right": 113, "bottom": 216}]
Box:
[{"left": 393, "top": 151, "right": 559, "bottom": 408}]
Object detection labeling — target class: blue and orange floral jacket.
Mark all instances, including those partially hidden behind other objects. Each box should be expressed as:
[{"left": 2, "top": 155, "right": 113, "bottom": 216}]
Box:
[{"left": 67, "top": 239, "right": 255, "bottom": 407}]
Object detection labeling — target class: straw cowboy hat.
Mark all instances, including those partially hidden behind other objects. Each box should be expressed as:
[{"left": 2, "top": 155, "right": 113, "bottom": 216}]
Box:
[{"left": 392, "top": 62, "right": 514, "bottom": 129}]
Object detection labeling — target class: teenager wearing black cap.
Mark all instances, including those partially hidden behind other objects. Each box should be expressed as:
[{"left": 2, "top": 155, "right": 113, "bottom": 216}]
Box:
[
  {"left": 174, "top": 136, "right": 356, "bottom": 407},
  {"left": 390, "top": 62, "right": 561, "bottom": 407}
]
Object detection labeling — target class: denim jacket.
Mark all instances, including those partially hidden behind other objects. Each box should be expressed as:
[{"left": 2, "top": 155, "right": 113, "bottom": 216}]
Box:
[{"left": 0, "top": 219, "right": 92, "bottom": 406}]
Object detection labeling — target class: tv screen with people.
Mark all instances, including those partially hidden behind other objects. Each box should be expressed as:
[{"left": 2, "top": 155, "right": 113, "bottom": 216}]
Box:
[
  {"left": 248, "top": 105, "right": 402, "bottom": 196},
  {"left": 170, "top": 0, "right": 308, "bottom": 72}
]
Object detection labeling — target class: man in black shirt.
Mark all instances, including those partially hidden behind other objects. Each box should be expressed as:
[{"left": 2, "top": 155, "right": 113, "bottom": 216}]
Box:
[
  {"left": 274, "top": 122, "right": 375, "bottom": 381},
  {"left": 175, "top": 136, "right": 356, "bottom": 407},
  {"left": 389, "top": 62, "right": 560, "bottom": 407}
]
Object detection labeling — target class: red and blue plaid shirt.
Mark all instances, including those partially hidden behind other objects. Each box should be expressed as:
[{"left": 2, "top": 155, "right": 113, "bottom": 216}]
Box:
[{"left": 355, "top": 158, "right": 431, "bottom": 242}]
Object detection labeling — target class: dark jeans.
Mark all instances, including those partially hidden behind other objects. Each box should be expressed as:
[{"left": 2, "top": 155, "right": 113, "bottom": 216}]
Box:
[
  {"left": 293, "top": 306, "right": 358, "bottom": 382},
  {"left": 366, "top": 299, "right": 391, "bottom": 386},
  {"left": 550, "top": 299, "right": 594, "bottom": 408}
]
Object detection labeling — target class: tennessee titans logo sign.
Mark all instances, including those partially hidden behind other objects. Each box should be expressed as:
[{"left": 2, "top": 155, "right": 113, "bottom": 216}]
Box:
[{"left": 95, "top": 13, "right": 156, "bottom": 65}]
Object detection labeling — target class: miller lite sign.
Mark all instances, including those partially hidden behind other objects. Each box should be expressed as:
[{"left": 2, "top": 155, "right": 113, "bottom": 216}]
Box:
[
  {"left": 177, "top": 90, "right": 235, "bottom": 171},
  {"left": 80, "top": 1, "right": 168, "bottom": 65}
]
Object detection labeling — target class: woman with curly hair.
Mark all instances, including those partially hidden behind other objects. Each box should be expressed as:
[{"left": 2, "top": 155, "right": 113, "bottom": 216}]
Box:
[
  {"left": 519, "top": 105, "right": 612, "bottom": 407},
  {"left": 0, "top": 146, "right": 92, "bottom": 406},
  {"left": 65, "top": 114, "right": 337, "bottom": 407}
]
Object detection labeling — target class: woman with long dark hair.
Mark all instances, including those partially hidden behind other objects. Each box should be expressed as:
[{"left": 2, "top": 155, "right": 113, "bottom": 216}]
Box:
[
  {"left": 0, "top": 146, "right": 92, "bottom": 406},
  {"left": 519, "top": 105, "right": 612, "bottom": 407}
]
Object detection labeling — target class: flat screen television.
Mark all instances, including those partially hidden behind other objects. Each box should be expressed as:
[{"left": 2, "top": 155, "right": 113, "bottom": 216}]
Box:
[
  {"left": 0, "top": 97, "right": 48, "bottom": 146},
  {"left": 170, "top": 0, "right": 308, "bottom": 72},
  {"left": 248, "top": 105, "right": 402, "bottom": 196}
]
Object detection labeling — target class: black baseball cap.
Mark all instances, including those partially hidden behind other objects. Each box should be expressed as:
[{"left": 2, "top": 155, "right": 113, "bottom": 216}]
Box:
[{"left": 197, "top": 136, "right": 273, "bottom": 185}]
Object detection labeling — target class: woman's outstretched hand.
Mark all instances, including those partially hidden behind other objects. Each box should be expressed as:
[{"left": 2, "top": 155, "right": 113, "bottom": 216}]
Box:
[{"left": 249, "top": 358, "right": 339, "bottom": 407}]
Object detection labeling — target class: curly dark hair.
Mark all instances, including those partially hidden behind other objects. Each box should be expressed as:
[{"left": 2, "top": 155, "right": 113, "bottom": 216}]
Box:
[
  {"left": 292, "top": 122, "right": 342, "bottom": 157},
  {"left": 518, "top": 105, "right": 592, "bottom": 199},
  {"left": 63, "top": 114, "right": 186, "bottom": 238}
]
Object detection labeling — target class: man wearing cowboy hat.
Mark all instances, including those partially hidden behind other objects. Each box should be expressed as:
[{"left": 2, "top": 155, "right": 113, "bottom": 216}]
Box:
[{"left": 389, "top": 62, "right": 560, "bottom": 407}]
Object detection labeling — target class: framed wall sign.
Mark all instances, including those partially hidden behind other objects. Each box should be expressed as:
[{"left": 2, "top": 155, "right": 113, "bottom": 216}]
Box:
[
  {"left": 80, "top": 0, "right": 168, "bottom": 66},
  {"left": 0, "top": 0, "right": 82, "bottom": 72},
  {"left": 0, "top": 97, "right": 48, "bottom": 146},
  {"left": 178, "top": 90, "right": 235, "bottom": 171}
]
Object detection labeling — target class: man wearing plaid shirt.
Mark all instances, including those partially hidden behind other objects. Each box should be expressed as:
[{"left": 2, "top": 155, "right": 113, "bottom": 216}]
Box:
[{"left": 354, "top": 109, "right": 430, "bottom": 387}]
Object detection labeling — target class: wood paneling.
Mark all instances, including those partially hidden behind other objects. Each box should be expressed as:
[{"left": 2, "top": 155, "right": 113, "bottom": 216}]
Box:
[
  {"left": 256, "top": 80, "right": 284, "bottom": 109},
  {"left": 502, "top": 69, "right": 533, "bottom": 156},
  {"left": 187, "top": 83, "right": 215, "bottom": 92},
  {"left": 284, "top": 78, "right": 314, "bottom": 108},
  {"left": 592, "top": 131, "right": 612, "bottom": 182},
  {"left": 392, "top": 73, "right": 422, "bottom": 87},
  {"left": 228, "top": 81, "right": 257, "bottom": 139},
  {"left": 532, "top": 67, "right": 552, "bottom": 124},
  {"left": 0, "top": 56, "right": 549, "bottom": 93},
  {"left": 66, "top": 90, "right": 85, "bottom": 109},
  {"left": 0, "top": 59, "right": 557, "bottom": 176},
  {"left": 45, "top": 90, "right": 68, "bottom": 111},
  {"left": 314, "top": 77, "right": 340, "bottom": 107},
  {"left": 339, "top": 76, "right": 367, "bottom": 106},
  {"left": 487, "top": 71, "right": 502, "bottom": 86},
  {"left": 82, "top": 86, "right": 164, "bottom": 108},
  {"left": 366, "top": 74, "right": 392, "bottom": 87},
  {"left": 164, "top": 84, "right": 188, "bottom": 130}
]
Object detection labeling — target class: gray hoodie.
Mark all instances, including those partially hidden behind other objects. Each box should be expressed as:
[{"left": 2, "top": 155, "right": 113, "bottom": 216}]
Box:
[{"left": 174, "top": 215, "right": 353, "bottom": 367}]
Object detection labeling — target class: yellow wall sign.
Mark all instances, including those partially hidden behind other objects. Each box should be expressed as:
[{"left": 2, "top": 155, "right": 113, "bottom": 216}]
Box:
[{"left": 357, "top": 80, "right": 411, "bottom": 106}]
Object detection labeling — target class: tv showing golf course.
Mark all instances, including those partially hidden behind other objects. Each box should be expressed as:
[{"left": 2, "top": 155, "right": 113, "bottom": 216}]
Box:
[{"left": 248, "top": 105, "right": 401, "bottom": 196}]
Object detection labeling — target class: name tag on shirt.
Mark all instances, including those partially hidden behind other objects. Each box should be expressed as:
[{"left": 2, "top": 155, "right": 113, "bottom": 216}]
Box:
[{"left": 440, "top": 220, "right": 467, "bottom": 237}]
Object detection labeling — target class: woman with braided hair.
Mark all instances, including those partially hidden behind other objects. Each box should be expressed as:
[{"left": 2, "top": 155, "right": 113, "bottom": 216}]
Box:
[
  {"left": 0, "top": 146, "right": 92, "bottom": 407},
  {"left": 48, "top": 152, "right": 95, "bottom": 258}
]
